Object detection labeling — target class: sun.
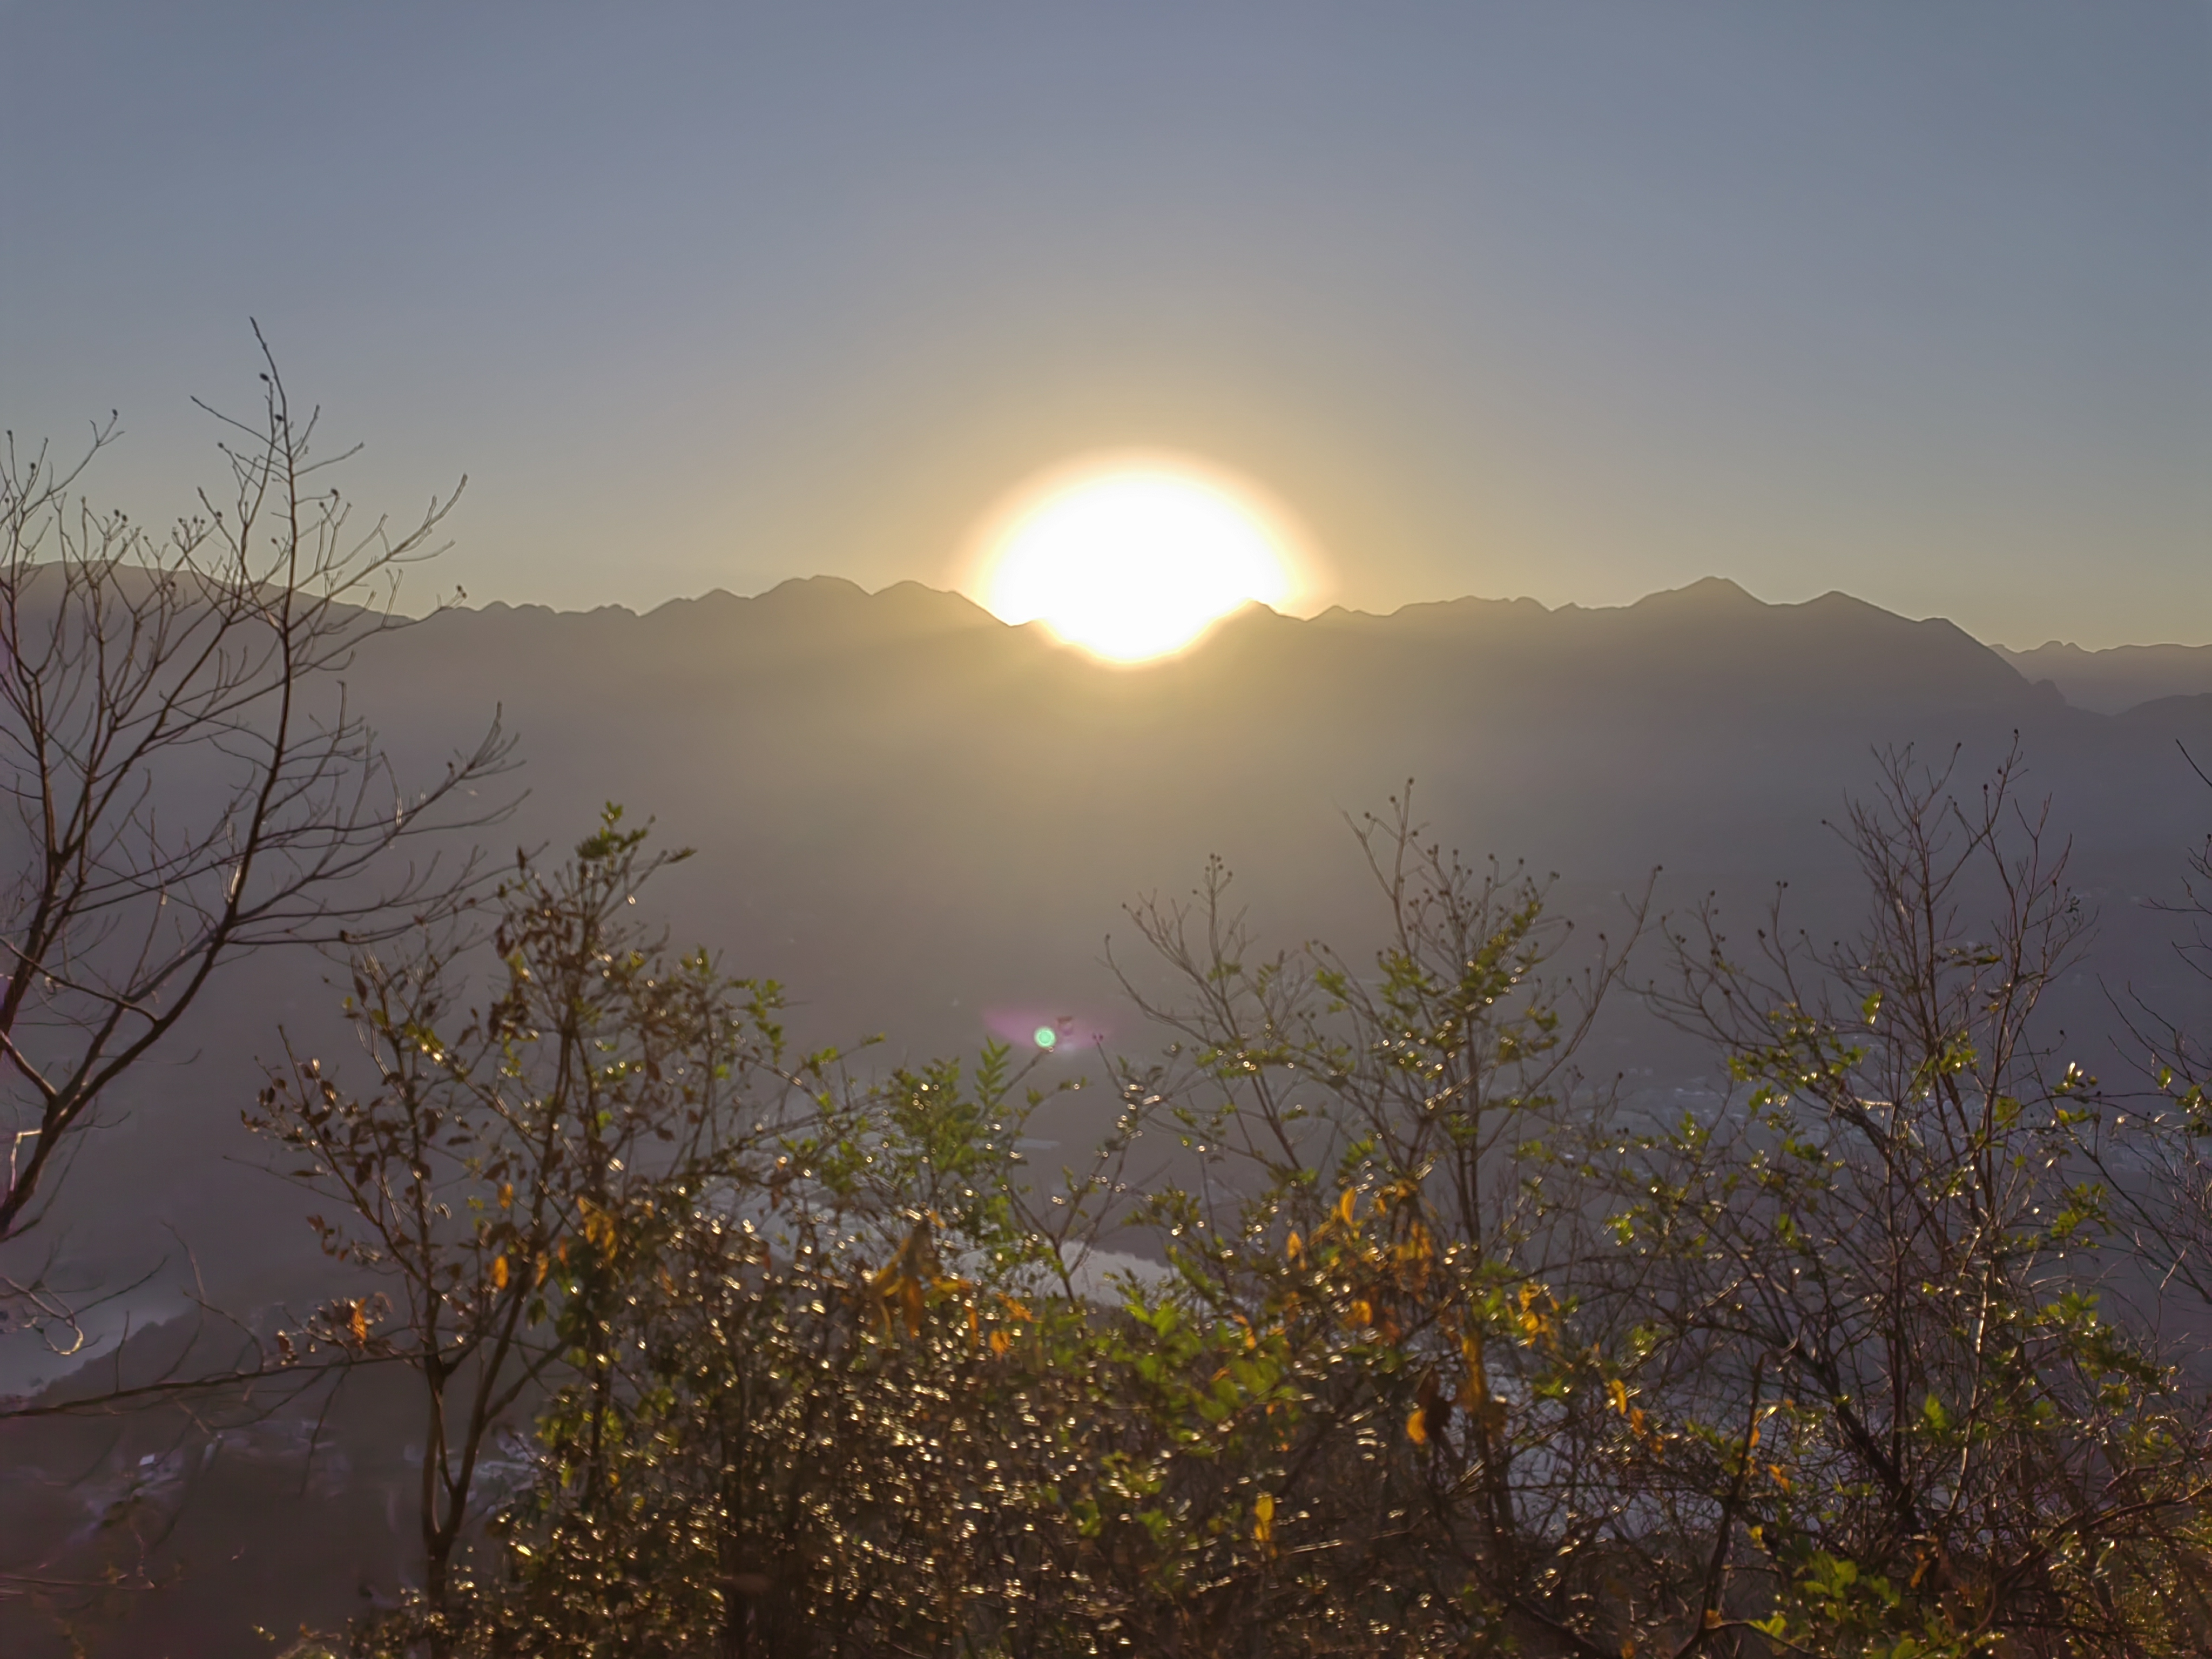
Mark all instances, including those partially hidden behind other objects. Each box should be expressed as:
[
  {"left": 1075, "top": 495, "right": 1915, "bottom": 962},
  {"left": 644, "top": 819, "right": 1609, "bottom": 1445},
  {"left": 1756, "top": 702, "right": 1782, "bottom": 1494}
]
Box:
[{"left": 971, "top": 457, "right": 1306, "bottom": 663}]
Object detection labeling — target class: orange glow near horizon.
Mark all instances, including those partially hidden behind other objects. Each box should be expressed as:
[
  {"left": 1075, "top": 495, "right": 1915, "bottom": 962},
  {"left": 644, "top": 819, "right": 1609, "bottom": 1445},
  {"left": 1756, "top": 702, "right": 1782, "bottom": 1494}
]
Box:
[{"left": 967, "top": 456, "right": 1312, "bottom": 663}]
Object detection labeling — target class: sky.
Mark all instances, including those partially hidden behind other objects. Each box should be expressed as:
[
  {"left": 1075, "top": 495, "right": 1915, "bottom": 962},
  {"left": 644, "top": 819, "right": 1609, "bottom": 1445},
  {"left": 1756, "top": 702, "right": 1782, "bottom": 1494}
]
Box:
[{"left": 3, "top": 2, "right": 2208, "bottom": 648}]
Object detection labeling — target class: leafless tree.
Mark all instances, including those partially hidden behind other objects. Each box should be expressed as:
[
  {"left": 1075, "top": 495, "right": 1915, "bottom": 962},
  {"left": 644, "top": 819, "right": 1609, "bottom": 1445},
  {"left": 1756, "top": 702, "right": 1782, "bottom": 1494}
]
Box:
[{"left": 0, "top": 329, "right": 513, "bottom": 1357}]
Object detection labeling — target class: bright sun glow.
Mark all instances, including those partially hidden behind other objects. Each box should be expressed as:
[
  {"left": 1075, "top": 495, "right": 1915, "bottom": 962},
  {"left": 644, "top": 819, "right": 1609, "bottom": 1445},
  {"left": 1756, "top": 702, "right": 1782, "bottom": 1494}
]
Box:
[{"left": 974, "top": 459, "right": 1303, "bottom": 663}]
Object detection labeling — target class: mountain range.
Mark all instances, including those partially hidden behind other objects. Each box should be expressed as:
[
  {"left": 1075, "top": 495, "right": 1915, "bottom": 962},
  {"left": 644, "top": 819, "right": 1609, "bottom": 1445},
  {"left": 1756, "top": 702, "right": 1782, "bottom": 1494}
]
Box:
[
  {"left": 1997, "top": 636, "right": 2212, "bottom": 715},
  {"left": 11, "top": 573, "right": 2212, "bottom": 1653},
  {"left": 38, "top": 573, "right": 2212, "bottom": 1343}
]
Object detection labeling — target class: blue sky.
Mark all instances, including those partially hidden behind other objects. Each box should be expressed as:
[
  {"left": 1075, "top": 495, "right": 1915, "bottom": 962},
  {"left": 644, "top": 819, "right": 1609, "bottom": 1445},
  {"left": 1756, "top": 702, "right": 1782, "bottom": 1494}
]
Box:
[{"left": 3, "top": 2, "right": 2207, "bottom": 645}]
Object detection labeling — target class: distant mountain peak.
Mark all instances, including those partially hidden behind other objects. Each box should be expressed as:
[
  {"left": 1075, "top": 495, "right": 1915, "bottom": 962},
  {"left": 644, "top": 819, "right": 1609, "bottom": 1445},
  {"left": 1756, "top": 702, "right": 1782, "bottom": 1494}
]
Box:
[
  {"left": 1633, "top": 576, "right": 1761, "bottom": 611},
  {"left": 759, "top": 574, "right": 871, "bottom": 602}
]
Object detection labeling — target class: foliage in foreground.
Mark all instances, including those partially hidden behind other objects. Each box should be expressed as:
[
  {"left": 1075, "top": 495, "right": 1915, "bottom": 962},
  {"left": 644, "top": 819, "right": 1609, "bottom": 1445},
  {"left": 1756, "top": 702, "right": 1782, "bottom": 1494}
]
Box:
[{"left": 258, "top": 763, "right": 2212, "bottom": 1658}]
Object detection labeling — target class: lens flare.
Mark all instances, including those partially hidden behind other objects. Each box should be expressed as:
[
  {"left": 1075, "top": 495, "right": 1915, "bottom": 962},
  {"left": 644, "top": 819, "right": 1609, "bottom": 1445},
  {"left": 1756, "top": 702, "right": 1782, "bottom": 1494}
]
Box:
[
  {"left": 970, "top": 457, "right": 1308, "bottom": 663},
  {"left": 1033, "top": 1026, "right": 1058, "bottom": 1050}
]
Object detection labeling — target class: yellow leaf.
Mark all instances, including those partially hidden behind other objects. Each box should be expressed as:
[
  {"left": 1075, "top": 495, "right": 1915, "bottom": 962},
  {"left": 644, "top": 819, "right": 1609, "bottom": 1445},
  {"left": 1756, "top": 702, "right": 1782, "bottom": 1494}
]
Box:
[
  {"left": 1337, "top": 1188, "right": 1358, "bottom": 1229},
  {"left": 1458, "top": 1332, "right": 1489, "bottom": 1411},
  {"left": 989, "top": 1330, "right": 1011, "bottom": 1356},
  {"left": 1406, "top": 1407, "right": 1428, "bottom": 1446},
  {"left": 1608, "top": 1378, "right": 1629, "bottom": 1415},
  {"left": 492, "top": 1255, "right": 509, "bottom": 1290},
  {"left": 1348, "top": 1299, "right": 1374, "bottom": 1328},
  {"left": 498, "top": 1182, "right": 514, "bottom": 1210},
  {"left": 348, "top": 1301, "right": 369, "bottom": 1345},
  {"left": 1514, "top": 1285, "right": 1555, "bottom": 1343},
  {"left": 1252, "top": 1491, "right": 1275, "bottom": 1546},
  {"left": 578, "top": 1201, "right": 617, "bottom": 1252},
  {"left": 1285, "top": 1230, "right": 1303, "bottom": 1263}
]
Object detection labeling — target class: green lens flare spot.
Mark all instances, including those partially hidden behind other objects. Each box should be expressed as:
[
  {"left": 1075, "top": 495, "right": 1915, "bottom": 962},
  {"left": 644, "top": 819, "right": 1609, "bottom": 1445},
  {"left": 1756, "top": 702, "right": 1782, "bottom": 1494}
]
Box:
[{"left": 1034, "top": 1026, "right": 1058, "bottom": 1050}]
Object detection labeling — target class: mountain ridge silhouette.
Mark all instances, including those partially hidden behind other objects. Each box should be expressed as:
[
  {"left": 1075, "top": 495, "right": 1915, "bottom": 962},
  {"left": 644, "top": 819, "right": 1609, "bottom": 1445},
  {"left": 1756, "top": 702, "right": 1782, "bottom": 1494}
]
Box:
[
  {"left": 22, "top": 569, "right": 2212, "bottom": 1334},
  {"left": 12, "top": 568, "right": 2212, "bottom": 1655}
]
